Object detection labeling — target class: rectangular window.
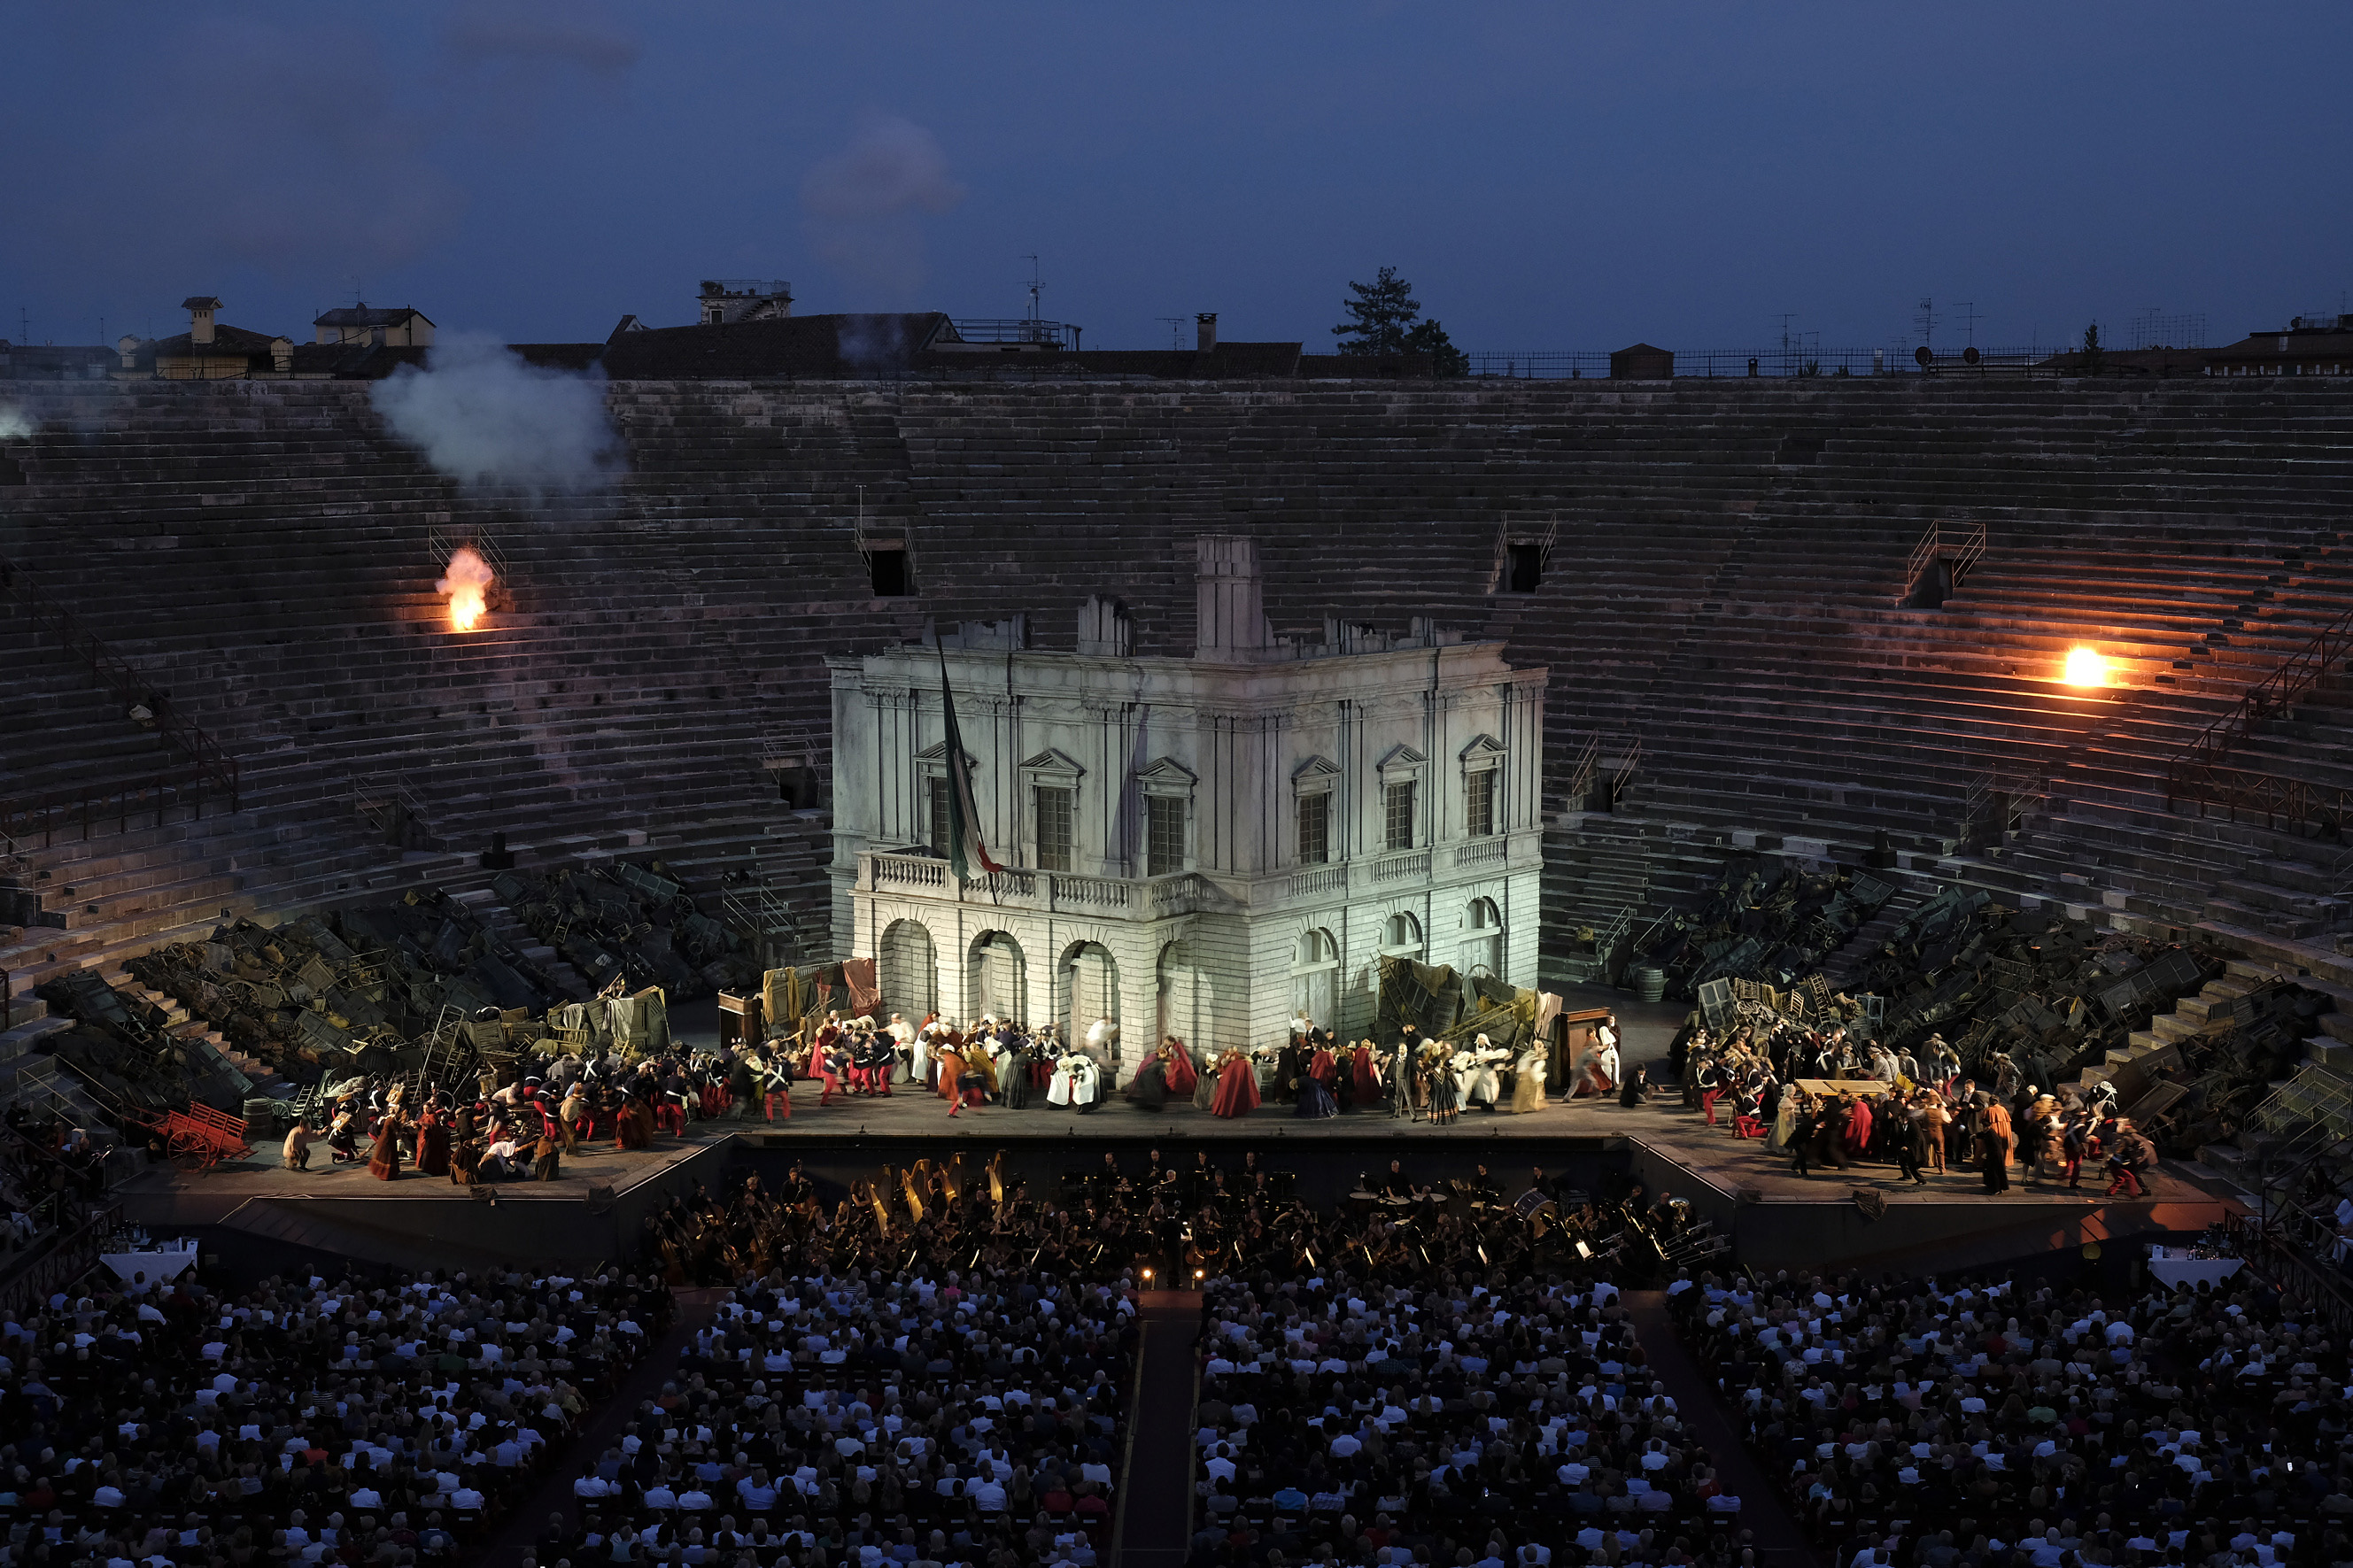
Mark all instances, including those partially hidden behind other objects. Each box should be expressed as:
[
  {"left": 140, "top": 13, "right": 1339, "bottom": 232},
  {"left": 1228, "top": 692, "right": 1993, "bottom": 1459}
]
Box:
[
  {"left": 1147, "top": 795, "right": 1185, "bottom": 877},
  {"left": 1384, "top": 781, "right": 1416, "bottom": 852},
  {"left": 928, "top": 775, "right": 951, "bottom": 854},
  {"left": 1465, "top": 770, "right": 1495, "bottom": 838},
  {"left": 1296, "top": 792, "right": 1330, "bottom": 865},
  {"left": 1034, "top": 785, "right": 1073, "bottom": 871}
]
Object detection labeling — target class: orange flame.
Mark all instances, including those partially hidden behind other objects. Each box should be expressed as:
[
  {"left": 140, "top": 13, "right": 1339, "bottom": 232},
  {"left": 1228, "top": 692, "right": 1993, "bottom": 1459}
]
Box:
[
  {"left": 2063, "top": 646, "right": 2108, "bottom": 688},
  {"left": 436, "top": 545, "right": 494, "bottom": 633}
]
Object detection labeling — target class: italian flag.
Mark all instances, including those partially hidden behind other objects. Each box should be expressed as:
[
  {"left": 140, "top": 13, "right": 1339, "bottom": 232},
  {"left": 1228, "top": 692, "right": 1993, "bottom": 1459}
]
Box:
[{"left": 938, "top": 646, "right": 1003, "bottom": 882}]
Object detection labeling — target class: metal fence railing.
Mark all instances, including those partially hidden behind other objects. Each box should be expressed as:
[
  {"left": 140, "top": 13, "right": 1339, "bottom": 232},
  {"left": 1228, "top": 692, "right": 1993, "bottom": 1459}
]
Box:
[{"left": 1465, "top": 344, "right": 2074, "bottom": 380}]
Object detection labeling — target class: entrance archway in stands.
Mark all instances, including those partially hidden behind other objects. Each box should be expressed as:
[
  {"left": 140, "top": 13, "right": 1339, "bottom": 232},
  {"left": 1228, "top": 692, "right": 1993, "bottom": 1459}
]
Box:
[
  {"left": 1060, "top": 941, "right": 1120, "bottom": 1062},
  {"left": 878, "top": 918, "right": 938, "bottom": 1020},
  {"left": 1156, "top": 938, "right": 1212, "bottom": 1054},
  {"left": 967, "top": 931, "right": 1026, "bottom": 1023}
]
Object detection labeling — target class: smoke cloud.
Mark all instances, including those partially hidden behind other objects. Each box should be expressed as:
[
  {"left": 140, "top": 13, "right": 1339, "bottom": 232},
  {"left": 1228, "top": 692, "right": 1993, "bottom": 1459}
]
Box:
[
  {"left": 0, "top": 407, "right": 31, "bottom": 442},
  {"left": 444, "top": 1, "right": 640, "bottom": 73},
  {"left": 371, "top": 332, "right": 623, "bottom": 492},
  {"left": 800, "top": 114, "right": 964, "bottom": 300},
  {"left": 836, "top": 315, "right": 912, "bottom": 375}
]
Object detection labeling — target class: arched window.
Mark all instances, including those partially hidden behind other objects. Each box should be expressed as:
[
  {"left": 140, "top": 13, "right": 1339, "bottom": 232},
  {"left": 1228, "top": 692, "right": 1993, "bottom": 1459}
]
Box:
[
  {"left": 1459, "top": 898, "right": 1503, "bottom": 979},
  {"left": 1380, "top": 912, "right": 1423, "bottom": 959},
  {"left": 1290, "top": 928, "right": 1338, "bottom": 1028}
]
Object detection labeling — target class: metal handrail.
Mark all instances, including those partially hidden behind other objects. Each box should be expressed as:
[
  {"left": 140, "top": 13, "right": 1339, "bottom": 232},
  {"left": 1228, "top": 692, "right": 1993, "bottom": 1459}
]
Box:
[
  {"left": 2167, "top": 598, "right": 2353, "bottom": 807},
  {"left": 1900, "top": 519, "right": 1988, "bottom": 604},
  {"left": 2167, "top": 760, "right": 2353, "bottom": 837},
  {"left": 1, "top": 552, "right": 239, "bottom": 807},
  {"left": 0, "top": 770, "right": 223, "bottom": 849}
]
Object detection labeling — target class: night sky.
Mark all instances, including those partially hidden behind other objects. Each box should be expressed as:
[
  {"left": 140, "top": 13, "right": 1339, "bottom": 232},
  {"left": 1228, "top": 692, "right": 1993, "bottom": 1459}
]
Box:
[{"left": 4, "top": 3, "right": 2347, "bottom": 356}]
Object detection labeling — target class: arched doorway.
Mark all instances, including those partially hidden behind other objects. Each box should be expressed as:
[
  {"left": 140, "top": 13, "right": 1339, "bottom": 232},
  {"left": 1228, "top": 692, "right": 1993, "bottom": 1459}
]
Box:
[
  {"left": 967, "top": 931, "right": 1026, "bottom": 1023},
  {"left": 1459, "top": 898, "right": 1503, "bottom": 979},
  {"left": 1290, "top": 927, "right": 1338, "bottom": 1030},
  {"left": 1157, "top": 938, "right": 1211, "bottom": 1054},
  {"left": 879, "top": 918, "right": 938, "bottom": 1020},
  {"left": 1060, "top": 941, "right": 1120, "bottom": 1062}
]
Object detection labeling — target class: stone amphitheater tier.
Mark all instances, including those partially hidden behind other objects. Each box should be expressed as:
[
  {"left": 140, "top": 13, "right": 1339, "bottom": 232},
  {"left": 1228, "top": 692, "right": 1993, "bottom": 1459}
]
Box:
[{"left": 4, "top": 375, "right": 2353, "bottom": 1009}]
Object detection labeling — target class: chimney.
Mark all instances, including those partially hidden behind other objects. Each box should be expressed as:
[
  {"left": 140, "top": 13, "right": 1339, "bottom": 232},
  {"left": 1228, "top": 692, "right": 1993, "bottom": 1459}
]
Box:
[
  {"left": 1077, "top": 595, "right": 1133, "bottom": 658},
  {"left": 1194, "top": 535, "right": 1271, "bottom": 659},
  {"left": 1196, "top": 313, "right": 1218, "bottom": 352},
  {"left": 270, "top": 336, "right": 293, "bottom": 374},
  {"left": 182, "top": 296, "right": 221, "bottom": 346},
  {"left": 115, "top": 335, "right": 140, "bottom": 371}
]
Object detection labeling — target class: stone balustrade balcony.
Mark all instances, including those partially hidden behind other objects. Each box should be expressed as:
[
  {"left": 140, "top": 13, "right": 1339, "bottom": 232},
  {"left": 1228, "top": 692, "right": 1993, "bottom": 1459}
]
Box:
[{"left": 859, "top": 830, "right": 1537, "bottom": 919}]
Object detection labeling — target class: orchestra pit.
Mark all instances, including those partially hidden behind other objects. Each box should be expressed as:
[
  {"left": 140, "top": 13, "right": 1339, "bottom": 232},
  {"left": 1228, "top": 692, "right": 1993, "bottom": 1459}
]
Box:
[{"left": 5, "top": 363, "right": 2353, "bottom": 1568}]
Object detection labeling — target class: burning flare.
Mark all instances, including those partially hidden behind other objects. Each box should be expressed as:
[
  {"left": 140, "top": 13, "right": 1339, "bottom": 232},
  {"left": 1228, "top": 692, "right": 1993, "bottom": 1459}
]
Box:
[
  {"left": 437, "top": 545, "right": 495, "bottom": 633},
  {"left": 2063, "top": 646, "right": 2108, "bottom": 688}
]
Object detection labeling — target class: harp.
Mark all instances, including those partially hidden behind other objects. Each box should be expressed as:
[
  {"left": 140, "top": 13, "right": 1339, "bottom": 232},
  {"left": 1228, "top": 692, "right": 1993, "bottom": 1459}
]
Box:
[
  {"left": 940, "top": 1154, "right": 963, "bottom": 1205},
  {"left": 902, "top": 1170, "right": 926, "bottom": 1224},
  {"left": 987, "top": 1151, "right": 1006, "bottom": 1208}
]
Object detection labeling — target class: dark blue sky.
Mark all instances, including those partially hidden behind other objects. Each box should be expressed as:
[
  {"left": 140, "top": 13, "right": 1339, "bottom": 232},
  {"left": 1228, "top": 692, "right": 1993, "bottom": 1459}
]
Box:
[{"left": 4, "top": 2, "right": 2347, "bottom": 355}]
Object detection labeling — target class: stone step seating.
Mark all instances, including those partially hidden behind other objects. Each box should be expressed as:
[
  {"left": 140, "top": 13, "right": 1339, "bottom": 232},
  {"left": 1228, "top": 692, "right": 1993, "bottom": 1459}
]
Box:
[
  {"left": 114, "top": 977, "right": 283, "bottom": 1094},
  {"left": 449, "top": 886, "right": 592, "bottom": 1000},
  {"left": 0, "top": 618, "right": 197, "bottom": 800}
]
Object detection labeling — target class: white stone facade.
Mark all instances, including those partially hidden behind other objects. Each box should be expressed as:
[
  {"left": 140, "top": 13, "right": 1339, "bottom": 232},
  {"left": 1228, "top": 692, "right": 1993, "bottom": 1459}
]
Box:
[{"left": 827, "top": 538, "right": 1546, "bottom": 1056}]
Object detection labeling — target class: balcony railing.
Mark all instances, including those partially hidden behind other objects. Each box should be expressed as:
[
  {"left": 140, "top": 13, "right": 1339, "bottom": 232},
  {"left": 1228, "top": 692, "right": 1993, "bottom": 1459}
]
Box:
[
  {"left": 1452, "top": 837, "right": 1508, "bottom": 868},
  {"left": 863, "top": 853, "right": 1208, "bottom": 918},
  {"left": 863, "top": 832, "right": 1528, "bottom": 916}
]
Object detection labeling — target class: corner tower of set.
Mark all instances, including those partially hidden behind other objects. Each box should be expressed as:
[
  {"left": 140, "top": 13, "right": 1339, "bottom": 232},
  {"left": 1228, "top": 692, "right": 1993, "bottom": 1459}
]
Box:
[{"left": 826, "top": 537, "right": 1548, "bottom": 1061}]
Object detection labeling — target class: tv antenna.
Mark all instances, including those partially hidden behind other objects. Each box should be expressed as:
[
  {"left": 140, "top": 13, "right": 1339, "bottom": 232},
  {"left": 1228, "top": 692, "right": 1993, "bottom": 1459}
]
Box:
[
  {"left": 1915, "top": 297, "right": 1937, "bottom": 349},
  {"left": 1157, "top": 316, "right": 1187, "bottom": 350},
  {"left": 1957, "top": 300, "right": 1981, "bottom": 349},
  {"left": 1022, "top": 255, "right": 1042, "bottom": 323}
]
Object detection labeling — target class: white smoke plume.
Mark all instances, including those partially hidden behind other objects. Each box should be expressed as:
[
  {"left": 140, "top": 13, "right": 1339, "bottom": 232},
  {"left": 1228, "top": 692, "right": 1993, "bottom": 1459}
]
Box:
[
  {"left": 801, "top": 114, "right": 964, "bottom": 301},
  {"left": 371, "top": 332, "right": 622, "bottom": 491},
  {"left": 0, "top": 406, "right": 31, "bottom": 441}
]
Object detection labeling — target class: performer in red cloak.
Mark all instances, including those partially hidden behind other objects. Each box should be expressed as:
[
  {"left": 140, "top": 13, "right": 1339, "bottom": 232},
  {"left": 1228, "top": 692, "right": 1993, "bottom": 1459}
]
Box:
[
  {"left": 1162, "top": 1038, "right": 1199, "bottom": 1098},
  {"left": 1209, "top": 1047, "right": 1261, "bottom": 1119},
  {"left": 1350, "top": 1039, "right": 1382, "bottom": 1104}
]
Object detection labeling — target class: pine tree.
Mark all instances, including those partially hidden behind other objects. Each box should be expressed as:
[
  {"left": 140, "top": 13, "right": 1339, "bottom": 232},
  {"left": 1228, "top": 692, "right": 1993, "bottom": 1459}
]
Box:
[{"left": 1332, "top": 266, "right": 1420, "bottom": 356}]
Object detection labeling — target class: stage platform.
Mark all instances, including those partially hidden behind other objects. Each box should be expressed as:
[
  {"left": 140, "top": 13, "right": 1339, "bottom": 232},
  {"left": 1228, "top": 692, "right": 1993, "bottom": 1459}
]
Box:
[
  {"left": 112, "top": 1123, "right": 737, "bottom": 1276},
  {"left": 112, "top": 1070, "right": 2243, "bottom": 1277}
]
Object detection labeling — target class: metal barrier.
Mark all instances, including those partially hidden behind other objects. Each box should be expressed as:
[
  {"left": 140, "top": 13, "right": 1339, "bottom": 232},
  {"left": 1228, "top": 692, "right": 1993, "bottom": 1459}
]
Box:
[
  {"left": 2167, "top": 599, "right": 2353, "bottom": 819},
  {"left": 1901, "top": 518, "right": 1988, "bottom": 604}
]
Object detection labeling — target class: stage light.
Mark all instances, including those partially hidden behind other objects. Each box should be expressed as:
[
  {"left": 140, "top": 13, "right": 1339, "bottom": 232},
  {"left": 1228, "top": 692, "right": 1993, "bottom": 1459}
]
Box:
[
  {"left": 1141, "top": 1268, "right": 1154, "bottom": 1281},
  {"left": 1193, "top": 1269, "right": 1205, "bottom": 1280},
  {"left": 2063, "top": 647, "right": 2108, "bottom": 688}
]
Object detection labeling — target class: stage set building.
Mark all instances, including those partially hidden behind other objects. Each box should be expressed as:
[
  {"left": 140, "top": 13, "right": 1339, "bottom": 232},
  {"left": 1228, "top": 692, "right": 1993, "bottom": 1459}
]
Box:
[{"left": 827, "top": 537, "right": 1547, "bottom": 1059}]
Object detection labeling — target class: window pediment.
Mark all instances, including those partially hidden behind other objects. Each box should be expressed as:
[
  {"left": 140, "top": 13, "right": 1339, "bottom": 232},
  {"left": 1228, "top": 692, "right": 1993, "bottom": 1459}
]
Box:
[
  {"left": 1020, "top": 747, "right": 1085, "bottom": 781},
  {"left": 915, "top": 741, "right": 979, "bottom": 770},
  {"left": 1459, "top": 733, "right": 1505, "bottom": 768},
  {"left": 1135, "top": 755, "right": 1197, "bottom": 793},
  {"left": 1377, "top": 744, "right": 1427, "bottom": 776},
  {"left": 1292, "top": 754, "right": 1340, "bottom": 795}
]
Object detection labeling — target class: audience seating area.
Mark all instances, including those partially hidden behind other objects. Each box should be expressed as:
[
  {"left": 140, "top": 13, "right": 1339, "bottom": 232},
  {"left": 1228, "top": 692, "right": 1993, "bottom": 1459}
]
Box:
[
  {"left": 0, "top": 1261, "right": 666, "bottom": 1568},
  {"left": 10, "top": 377, "right": 2353, "bottom": 1021},
  {"left": 1187, "top": 1272, "right": 1745, "bottom": 1568},
  {"left": 1668, "top": 1263, "right": 2350, "bottom": 1568},
  {"left": 536, "top": 1270, "right": 1132, "bottom": 1568}
]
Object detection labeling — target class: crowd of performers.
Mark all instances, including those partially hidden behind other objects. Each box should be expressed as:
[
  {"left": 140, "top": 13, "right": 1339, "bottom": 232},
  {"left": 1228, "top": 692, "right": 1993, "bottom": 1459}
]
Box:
[
  {"left": 641, "top": 1144, "right": 1699, "bottom": 1294},
  {"left": 788, "top": 1010, "right": 1597, "bottom": 1124},
  {"left": 272, "top": 1005, "right": 1633, "bottom": 1181},
  {"left": 1673, "top": 1020, "right": 2163, "bottom": 1198}
]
